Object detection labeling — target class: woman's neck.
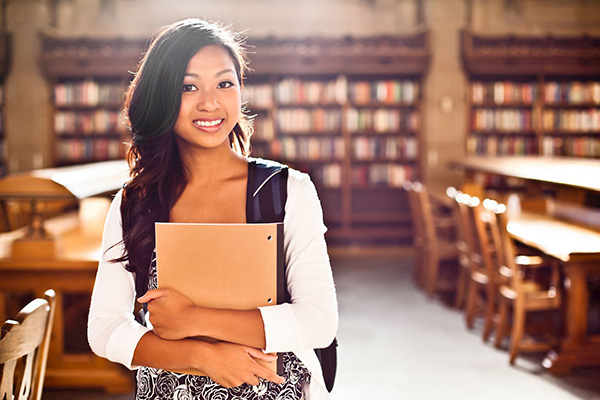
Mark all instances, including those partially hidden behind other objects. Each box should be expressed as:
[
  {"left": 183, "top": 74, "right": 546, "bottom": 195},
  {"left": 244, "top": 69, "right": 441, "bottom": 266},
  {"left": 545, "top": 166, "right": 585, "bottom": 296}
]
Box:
[{"left": 177, "top": 139, "right": 246, "bottom": 186}]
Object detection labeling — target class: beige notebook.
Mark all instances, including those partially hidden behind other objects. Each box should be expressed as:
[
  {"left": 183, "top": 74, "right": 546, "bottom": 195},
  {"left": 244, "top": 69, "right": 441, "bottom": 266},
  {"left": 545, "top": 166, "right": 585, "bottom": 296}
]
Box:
[{"left": 155, "top": 222, "right": 284, "bottom": 375}]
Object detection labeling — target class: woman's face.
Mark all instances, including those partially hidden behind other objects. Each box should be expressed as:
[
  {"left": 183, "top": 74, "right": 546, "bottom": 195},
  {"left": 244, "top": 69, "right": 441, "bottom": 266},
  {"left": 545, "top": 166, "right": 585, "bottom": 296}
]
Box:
[{"left": 173, "top": 45, "right": 241, "bottom": 152}]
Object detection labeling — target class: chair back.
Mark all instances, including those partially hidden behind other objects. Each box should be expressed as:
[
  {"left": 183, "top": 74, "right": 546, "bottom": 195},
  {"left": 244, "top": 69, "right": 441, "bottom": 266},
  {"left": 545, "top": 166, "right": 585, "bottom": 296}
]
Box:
[
  {"left": 483, "top": 200, "right": 522, "bottom": 291},
  {"left": 448, "top": 190, "right": 470, "bottom": 268},
  {"left": 404, "top": 181, "right": 424, "bottom": 251},
  {"left": 410, "top": 182, "right": 438, "bottom": 257},
  {"left": 467, "top": 197, "right": 496, "bottom": 279},
  {"left": 456, "top": 193, "right": 483, "bottom": 273},
  {"left": 405, "top": 181, "right": 443, "bottom": 290},
  {"left": 0, "top": 289, "right": 56, "bottom": 400}
]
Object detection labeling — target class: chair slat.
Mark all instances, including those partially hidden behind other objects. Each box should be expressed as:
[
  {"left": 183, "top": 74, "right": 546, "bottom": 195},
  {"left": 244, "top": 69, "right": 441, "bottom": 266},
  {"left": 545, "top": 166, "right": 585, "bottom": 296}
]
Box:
[
  {"left": 17, "top": 351, "right": 35, "bottom": 400},
  {"left": 0, "top": 358, "right": 16, "bottom": 400},
  {"left": 0, "top": 289, "right": 56, "bottom": 400}
]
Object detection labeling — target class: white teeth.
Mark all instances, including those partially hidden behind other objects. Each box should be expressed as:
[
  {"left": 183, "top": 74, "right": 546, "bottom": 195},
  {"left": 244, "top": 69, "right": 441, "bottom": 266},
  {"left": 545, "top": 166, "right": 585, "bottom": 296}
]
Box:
[{"left": 194, "top": 119, "right": 222, "bottom": 127}]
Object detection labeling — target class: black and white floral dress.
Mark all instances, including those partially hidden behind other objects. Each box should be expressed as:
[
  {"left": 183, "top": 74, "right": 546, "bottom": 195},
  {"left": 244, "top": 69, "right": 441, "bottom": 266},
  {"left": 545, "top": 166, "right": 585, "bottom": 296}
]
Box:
[{"left": 135, "top": 254, "right": 311, "bottom": 400}]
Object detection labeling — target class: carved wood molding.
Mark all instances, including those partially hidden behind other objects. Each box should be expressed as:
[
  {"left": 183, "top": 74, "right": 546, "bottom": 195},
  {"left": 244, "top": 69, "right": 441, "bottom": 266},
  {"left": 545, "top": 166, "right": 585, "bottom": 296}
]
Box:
[
  {"left": 461, "top": 30, "right": 600, "bottom": 76},
  {"left": 40, "top": 31, "right": 430, "bottom": 79},
  {"left": 247, "top": 32, "right": 430, "bottom": 75},
  {"left": 40, "top": 34, "right": 146, "bottom": 78}
]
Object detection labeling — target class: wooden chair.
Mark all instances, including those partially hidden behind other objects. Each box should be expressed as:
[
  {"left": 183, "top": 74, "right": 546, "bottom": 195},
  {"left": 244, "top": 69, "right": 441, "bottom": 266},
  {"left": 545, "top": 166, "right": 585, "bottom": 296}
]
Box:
[
  {"left": 0, "top": 289, "right": 56, "bottom": 400},
  {"left": 404, "top": 181, "right": 426, "bottom": 288},
  {"left": 462, "top": 195, "right": 501, "bottom": 341},
  {"left": 405, "top": 182, "right": 458, "bottom": 298},
  {"left": 447, "top": 189, "right": 475, "bottom": 309},
  {"left": 484, "top": 201, "right": 561, "bottom": 364}
]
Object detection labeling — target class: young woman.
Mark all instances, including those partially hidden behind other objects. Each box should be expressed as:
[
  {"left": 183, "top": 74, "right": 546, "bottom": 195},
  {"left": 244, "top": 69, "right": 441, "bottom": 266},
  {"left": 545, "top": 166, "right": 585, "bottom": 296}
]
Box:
[{"left": 87, "top": 18, "right": 338, "bottom": 400}]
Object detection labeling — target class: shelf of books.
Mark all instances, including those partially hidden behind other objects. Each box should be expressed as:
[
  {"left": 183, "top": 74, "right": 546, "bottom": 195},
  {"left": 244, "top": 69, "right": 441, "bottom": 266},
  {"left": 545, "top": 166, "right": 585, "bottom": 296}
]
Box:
[
  {"left": 245, "top": 33, "right": 429, "bottom": 244},
  {"left": 467, "top": 80, "right": 540, "bottom": 157},
  {"left": 462, "top": 31, "right": 600, "bottom": 161},
  {"left": 52, "top": 79, "right": 128, "bottom": 165},
  {"left": 541, "top": 81, "right": 600, "bottom": 157}
]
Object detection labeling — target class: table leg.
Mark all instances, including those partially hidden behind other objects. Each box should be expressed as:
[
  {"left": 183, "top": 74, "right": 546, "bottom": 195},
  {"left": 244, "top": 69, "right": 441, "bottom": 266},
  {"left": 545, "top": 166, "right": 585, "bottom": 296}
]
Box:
[{"left": 543, "top": 262, "right": 600, "bottom": 374}]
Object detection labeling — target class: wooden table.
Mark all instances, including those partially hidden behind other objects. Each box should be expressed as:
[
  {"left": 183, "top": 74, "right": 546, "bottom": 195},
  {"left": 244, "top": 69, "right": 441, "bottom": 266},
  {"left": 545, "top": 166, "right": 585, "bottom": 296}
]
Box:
[
  {"left": 507, "top": 211, "right": 600, "bottom": 373},
  {"left": 450, "top": 156, "right": 600, "bottom": 192},
  {"left": 0, "top": 212, "right": 134, "bottom": 393}
]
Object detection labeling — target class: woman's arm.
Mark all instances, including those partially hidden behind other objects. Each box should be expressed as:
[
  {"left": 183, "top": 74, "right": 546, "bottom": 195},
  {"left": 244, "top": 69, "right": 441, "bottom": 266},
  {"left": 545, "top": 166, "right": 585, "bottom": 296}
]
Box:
[
  {"left": 131, "top": 331, "right": 282, "bottom": 387},
  {"left": 137, "top": 288, "right": 267, "bottom": 349},
  {"left": 87, "top": 189, "right": 152, "bottom": 367}
]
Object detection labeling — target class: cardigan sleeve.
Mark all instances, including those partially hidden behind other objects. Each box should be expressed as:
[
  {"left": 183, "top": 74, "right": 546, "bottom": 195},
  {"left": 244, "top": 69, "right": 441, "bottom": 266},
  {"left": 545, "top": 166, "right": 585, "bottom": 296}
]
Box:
[
  {"left": 87, "top": 189, "right": 151, "bottom": 369},
  {"left": 258, "top": 169, "right": 339, "bottom": 353}
]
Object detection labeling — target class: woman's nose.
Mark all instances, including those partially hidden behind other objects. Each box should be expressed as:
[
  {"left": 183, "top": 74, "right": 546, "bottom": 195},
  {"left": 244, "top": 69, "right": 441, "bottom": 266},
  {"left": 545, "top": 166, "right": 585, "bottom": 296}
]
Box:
[{"left": 196, "top": 89, "right": 220, "bottom": 112}]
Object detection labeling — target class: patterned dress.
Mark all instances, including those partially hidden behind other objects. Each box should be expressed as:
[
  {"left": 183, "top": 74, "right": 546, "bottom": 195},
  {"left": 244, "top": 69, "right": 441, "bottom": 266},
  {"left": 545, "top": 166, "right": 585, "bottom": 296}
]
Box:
[{"left": 135, "top": 253, "right": 311, "bottom": 400}]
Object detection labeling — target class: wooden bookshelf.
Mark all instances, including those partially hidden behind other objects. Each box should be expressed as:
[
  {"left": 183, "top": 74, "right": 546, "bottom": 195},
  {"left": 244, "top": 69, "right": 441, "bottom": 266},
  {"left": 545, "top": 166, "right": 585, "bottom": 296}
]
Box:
[
  {"left": 246, "top": 34, "right": 430, "bottom": 245},
  {"left": 40, "top": 34, "right": 145, "bottom": 166},
  {"left": 462, "top": 31, "right": 600, "bottom": 161}
]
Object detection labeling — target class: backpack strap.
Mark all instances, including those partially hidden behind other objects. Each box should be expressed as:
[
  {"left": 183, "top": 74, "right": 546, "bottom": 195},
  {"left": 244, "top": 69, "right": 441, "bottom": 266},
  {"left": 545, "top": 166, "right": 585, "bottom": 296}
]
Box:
[{"left": 246, "top": 159, "right": 288, "bottom": 224}]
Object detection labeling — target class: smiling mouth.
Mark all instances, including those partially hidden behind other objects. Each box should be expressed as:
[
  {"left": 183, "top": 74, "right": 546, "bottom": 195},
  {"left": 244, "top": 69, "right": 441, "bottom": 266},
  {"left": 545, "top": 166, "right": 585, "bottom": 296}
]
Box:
[{"left": 193, "top": 119, "right": 223, "bottom": 127}]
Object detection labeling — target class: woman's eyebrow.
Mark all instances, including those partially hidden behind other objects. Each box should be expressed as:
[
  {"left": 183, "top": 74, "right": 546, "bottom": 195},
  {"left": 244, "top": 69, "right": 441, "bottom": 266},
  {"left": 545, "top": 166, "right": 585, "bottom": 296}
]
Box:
[{"left": 184, "top": 69, "right": 236, "bottom": 79}]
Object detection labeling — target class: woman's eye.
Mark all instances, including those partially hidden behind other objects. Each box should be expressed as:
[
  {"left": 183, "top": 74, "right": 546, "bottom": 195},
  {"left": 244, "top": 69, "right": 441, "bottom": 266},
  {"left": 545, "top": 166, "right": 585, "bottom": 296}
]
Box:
[
  {"left": 182, "top": 84, "right": 197, "bottom": 92},
  {"left": 218, "top": 81, "right": 235, "bottom": 89}
]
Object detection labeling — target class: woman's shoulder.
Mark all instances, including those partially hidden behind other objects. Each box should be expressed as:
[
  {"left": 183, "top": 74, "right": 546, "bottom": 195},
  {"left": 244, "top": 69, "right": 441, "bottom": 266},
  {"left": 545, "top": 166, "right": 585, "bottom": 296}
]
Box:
[
  {"left": 112, "top": 187, "right": 125, "bottom": 206},
  {"left": 287, "top": 167, "right": 311, "bottom": 190}
]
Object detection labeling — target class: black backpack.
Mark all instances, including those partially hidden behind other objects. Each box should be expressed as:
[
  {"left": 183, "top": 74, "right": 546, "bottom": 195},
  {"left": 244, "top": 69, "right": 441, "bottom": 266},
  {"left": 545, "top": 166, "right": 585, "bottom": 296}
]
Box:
[
  {"left": 248, "top": 159, "right": 337, "bottom": 393},
  {"left": 135, "top": 159, "right": 337, "bottom": 391}
]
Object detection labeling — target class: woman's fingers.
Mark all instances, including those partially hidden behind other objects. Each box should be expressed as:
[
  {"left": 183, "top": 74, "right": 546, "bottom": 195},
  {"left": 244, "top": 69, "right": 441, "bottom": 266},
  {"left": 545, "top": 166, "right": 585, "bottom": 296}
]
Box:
[
  {"left": 246, "top": 347, "right": 277, "bottom": 362},
  {"left": 137, "top": 288, "right": 167, "bottom": 303},
  {"left": 252, "top": 363, "right": 285, "bottom": 385},
  {"left": 201, "top": 342, "right": 285, "bottom": 387},
  {"left": 244, "top": 347, "right": 284, "bottom": 385},
  {"left": 139, "top": 288, "right": 197, "bottom": 340}
]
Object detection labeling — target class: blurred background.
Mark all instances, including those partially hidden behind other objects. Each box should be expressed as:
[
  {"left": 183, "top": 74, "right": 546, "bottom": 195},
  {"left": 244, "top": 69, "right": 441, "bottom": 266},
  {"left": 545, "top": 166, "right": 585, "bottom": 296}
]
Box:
[{"left": 0, "top": 1, "right": 600, "bottom": 399}]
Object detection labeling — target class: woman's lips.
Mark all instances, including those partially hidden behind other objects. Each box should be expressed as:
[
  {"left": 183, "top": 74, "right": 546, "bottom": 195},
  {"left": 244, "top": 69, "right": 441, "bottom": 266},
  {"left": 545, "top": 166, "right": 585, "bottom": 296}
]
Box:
[{"left": 192, "top": 118, "right": 224, "bottom": 132}]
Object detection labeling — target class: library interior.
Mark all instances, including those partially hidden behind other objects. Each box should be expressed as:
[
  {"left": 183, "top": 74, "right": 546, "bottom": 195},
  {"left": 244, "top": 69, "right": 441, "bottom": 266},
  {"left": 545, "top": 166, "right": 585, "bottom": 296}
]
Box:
[{"left": 1, "top": 0, "right": 600, "bottom": 399}]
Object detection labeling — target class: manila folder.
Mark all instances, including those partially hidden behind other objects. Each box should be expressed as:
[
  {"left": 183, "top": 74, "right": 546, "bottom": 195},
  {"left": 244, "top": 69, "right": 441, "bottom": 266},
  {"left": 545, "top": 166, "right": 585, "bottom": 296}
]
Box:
[{"left": 155, "top": 222, "right": 284, "bottom": 376}]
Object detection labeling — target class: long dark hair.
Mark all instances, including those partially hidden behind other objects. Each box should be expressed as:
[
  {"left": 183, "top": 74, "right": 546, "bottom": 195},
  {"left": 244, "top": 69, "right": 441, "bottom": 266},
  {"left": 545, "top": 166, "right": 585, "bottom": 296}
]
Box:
[{"left": 112, "top": 19, "right": 251, "bottom": 287}]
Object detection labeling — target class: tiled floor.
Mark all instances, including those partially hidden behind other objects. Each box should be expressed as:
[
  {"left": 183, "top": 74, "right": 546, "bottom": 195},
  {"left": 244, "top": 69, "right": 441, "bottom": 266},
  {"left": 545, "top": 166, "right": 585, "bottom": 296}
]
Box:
[{"left": 43, "top": 252, "right": 600, "bottom": 399}]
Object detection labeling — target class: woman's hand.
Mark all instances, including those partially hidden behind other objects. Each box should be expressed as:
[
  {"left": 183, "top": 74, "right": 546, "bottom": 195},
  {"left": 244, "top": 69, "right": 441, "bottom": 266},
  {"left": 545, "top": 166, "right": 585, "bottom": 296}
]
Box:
[
  {"left": 137, "top": 288, "right": 198, "bottom": 340},
  {"left": 198, "top": 341, "right": 285, "bottom": 388}
]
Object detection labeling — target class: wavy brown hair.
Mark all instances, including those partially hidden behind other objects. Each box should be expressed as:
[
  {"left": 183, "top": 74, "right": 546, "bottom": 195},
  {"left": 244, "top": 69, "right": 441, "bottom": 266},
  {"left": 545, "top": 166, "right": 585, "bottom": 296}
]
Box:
[{"left": 112, "top": 19, "right": 252, "bottom": 294}]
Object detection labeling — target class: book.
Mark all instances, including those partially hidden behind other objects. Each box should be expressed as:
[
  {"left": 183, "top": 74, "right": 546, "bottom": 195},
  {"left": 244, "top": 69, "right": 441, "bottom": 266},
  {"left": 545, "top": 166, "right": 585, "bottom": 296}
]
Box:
[{"left": 155, "top": 222, "right": 285, "bottom": 376}]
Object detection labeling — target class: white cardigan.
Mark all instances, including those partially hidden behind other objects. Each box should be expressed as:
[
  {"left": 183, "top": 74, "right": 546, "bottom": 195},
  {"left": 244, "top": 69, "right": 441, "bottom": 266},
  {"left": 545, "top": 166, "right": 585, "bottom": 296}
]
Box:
[{"left": 87, "top": 167, "right": 338, "bottom": 399}]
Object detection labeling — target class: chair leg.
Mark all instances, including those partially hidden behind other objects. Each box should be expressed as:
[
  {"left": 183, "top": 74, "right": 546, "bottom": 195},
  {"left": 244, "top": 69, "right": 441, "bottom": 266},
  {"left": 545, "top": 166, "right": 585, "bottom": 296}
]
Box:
[
  {"left": 482, "top": 286, "right": 496, "bottom": 342},
  {"left": 413, "top": 247, "right": 424, "bottom": 288},
  {"left": 454, "top": 264, "right": 467, "bottom": 309},
  {"left": 509, "top": 300, "right": 526, "bottom": 365},
  {"left": 494, "top": 298, "right": 509, "bottom": 348},
  {"left": 417, "top": 251, "right": 428, "bottom": 289},
  {"left": 465, "top": 279, "right": 477, "bottom": 330},
  {"left": 426, "top": 255, "right": 439, "bottom": 298}
]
